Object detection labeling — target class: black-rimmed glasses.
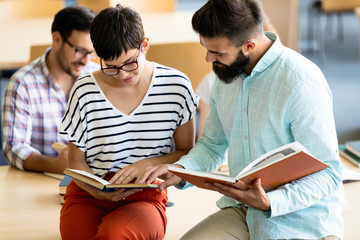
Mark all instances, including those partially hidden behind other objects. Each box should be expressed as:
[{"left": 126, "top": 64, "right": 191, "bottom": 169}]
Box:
[
  {"left": 63, "top": 37, "right": 96, "bottom": 60},
  {"left": 100, "top": 47, "right": 141, "bottom": 76}
]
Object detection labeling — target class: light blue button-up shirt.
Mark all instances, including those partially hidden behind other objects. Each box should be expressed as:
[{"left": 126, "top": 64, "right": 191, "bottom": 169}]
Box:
[{"left": 176, "top": 32, "right": 343, "bottom": 239}]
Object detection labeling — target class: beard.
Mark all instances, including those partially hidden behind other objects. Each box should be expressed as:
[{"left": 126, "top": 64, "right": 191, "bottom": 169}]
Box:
[
  {"left": 212, "top": 50, "right": 250, "bottom": 84},
  {"left": 56, "top": 45, "right": 84, "bottom": 79}
]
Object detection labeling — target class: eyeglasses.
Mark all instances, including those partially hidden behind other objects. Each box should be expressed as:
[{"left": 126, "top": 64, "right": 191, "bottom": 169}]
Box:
[
  {"left": 63, "top": 37, "right": 96, "bottom": 60},
  {"left": 100, "top": 47, "right": 141, "bottom": 76}
]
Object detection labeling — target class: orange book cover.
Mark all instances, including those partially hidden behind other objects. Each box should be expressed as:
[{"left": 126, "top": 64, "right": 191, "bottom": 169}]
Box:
[{"left": 168, "top": 142, "right": 329, "bottom": 192}]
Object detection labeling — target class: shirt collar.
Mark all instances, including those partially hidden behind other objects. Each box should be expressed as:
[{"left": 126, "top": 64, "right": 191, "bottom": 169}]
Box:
[
  {"left": 250, "top": 32, "right": 284, "bottom": 75},
  {"left": 39, "top": 47, "right": 57, "bottom": 86}
]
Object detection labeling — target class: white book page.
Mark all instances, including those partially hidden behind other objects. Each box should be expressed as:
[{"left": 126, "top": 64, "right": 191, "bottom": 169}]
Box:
[
  {"left": 236, "top": 142, "right": 309, "bottom": 178},
  {"left": 68, "top": 169, "right": 110, "bottom": 185},
  {"left": 342, "top": 164, "right": 360, "bottom": 181}
]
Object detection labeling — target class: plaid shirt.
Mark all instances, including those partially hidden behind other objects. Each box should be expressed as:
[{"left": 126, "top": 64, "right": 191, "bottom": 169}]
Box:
[{"left": 2, "top": 48, "right": 99, "bottom": 169}]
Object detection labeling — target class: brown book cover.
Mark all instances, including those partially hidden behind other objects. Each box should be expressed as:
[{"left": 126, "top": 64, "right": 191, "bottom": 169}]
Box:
[{"left": 169, "top": 142, "right": 329, "bottom": 192}]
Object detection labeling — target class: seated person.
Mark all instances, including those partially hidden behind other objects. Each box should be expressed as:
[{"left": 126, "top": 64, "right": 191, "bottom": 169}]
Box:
[
  {"left": 2, "top": 6, "right": 98, "bottom": 173},
  {"left": 59, "top": 4, "right": 198, "bottom": 239}
]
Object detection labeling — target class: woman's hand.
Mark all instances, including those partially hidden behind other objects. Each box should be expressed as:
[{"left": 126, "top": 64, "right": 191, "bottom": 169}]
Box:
[
  {"left": 108, "top": 159, "right": 155, "bottom": 184},
  {"left": 74, "top": 179, "right": 142, "bottom": 202}
]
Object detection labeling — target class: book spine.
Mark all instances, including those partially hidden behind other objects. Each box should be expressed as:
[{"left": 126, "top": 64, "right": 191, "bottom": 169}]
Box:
[{"left": 340, "top": 150, "right": 360, "bottom": 168}]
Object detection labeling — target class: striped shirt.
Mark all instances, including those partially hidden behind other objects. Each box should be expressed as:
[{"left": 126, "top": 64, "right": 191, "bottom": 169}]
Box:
[
  {"left": 176, "top": 32, "right": 343, "bottom": 239},
  {"left": 60, "top": 63, "right": 199, "bottom": 177},
  {"left": 2, "top": 48, "right": 99, "bottom": 170}
]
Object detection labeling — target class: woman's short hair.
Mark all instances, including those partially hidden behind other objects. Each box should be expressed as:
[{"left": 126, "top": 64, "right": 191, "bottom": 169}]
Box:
[{"left": 90, "top": 4, "right": 145, "bottom": 61}]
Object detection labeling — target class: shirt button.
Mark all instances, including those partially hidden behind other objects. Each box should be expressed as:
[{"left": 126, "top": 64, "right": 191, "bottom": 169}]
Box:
[
  {"left": 243, "top": 108, "right": 246, "bottom": 112},
  {"left": 244, "top": 136, "right": 248, "bottom": 140}
]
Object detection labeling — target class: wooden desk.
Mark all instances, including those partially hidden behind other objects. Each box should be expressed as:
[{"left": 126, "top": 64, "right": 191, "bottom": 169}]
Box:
[
  {"left": 0, "top": 11, "right": 211, "bottom": 89},
  {"left": 0, "top": 166, "right": 61, "bottom": 240},
  {"left": 341, "top": 158, "right": 360, "bottom": 240}
]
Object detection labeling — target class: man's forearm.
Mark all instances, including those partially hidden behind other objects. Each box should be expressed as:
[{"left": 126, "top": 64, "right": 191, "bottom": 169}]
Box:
[{"left": 24, "top": 152, "right": 66, "bottom": 173}]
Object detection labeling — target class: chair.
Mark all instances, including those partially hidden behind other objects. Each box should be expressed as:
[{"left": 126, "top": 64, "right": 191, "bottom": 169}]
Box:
[
  {"left": 0, "top": 0, "right": 64, "bottom": 20},
  {"left": 146, "top": 42, "right": 212, "bottom": 90},
  {"left": 78, "top": 0, "right": 176, "bottom": 14},
  {"left": 29, "top": 44, "right": 51, "bottom": 62}
]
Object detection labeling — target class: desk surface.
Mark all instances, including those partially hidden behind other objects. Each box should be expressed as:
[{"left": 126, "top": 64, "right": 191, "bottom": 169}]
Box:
[
  {"left": 0, "top": 159, "right": 359, "bottom": 239},
  {"left": 0, "top": 166, "right": 61, "bottom": 239},
  {"left": 0, "top": 11, "right": 197, "bottom": 71}
]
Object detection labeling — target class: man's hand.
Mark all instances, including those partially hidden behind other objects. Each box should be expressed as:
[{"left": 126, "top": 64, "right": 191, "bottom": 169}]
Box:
[
  {"left": 55, "top": 146, "right": 69, "bottom": 170},
  {"left": 24, "top": 146, "right": 68, "bottom": 173},
  {"left": 205, "top": 178, "right": 271, "bottom": 211},
  {"left": 136, "top": 164, "right": 184, "bottom": 191}
]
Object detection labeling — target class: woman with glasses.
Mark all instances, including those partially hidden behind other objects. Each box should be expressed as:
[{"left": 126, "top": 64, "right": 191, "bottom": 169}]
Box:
[{"left": 59, "top": 4, "right": 199, "bottom": 240}]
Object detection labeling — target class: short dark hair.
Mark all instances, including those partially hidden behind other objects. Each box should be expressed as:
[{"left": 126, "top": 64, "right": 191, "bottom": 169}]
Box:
[
  {"left": 90, "top": 4, "right": 145, "bottom": 61},
  {"left": 192, "top": 0, "right": 263, "bottom": 46},
  {"left": 51, "top": 6, "right": 95, "bottom": 40}
]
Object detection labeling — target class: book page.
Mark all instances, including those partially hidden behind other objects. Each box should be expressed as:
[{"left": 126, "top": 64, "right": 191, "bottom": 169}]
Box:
[
  {"left": 249, "top": 147, "right": 295, "bottom": 169},
  {"left": 67, "top": 169, "right": 110, "bottom": 186},
  {"left": 238, "top": 142, "right": 306, "bottom": 177}
]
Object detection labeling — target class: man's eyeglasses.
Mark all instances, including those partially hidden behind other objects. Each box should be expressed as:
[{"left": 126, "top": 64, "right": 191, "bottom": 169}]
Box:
[
  {"left": 63, "top": 37, "right": 96, "bottom": 60},
  {"left": 100, "top": 47, "right": 141, "bottom": 76}
]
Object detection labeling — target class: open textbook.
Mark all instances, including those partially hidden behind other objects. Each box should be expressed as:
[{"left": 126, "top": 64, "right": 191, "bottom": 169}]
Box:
[
  {"left": 64, "top": 169, "right": 159, "bottom": 192},
  {"left": 168, "top": 142, "right": 329, "bottom": 192}
]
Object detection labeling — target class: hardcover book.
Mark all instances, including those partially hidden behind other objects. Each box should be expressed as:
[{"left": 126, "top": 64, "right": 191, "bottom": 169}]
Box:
[
  {"left": 64, "top": 168, "right": 159, "bottom": 191},
  {"left": 339, "top": 144, "right": 360, "bottom": 168},
  {"left": 345, "top": 140, "right": 360, "bottom": 159},
  {"left": 168, "top": 142, "right": 329, "bottom": 192}
]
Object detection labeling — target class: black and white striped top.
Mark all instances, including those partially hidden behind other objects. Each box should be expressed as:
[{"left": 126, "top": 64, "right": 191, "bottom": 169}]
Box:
[{"left": 60, "top": 63, "right": 199, "bottom": 177}]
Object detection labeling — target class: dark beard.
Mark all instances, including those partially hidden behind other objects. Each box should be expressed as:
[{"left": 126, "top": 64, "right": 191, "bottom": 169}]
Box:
[{"left": 213, "top": 50, "right": 250, "bottom": 84}]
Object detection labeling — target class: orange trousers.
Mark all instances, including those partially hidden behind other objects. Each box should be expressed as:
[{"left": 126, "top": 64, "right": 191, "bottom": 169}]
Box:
[{"left": 60, "top": 174, "right": 168, "bottom": 240}]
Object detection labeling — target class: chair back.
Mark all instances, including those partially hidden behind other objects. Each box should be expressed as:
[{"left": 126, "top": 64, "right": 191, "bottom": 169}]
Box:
[
  {"left": 262, "top": 0, "right": 300, "bottom": 52},
  {"left": 29, "top": 44, "right": 51, "bottom": 62},
  {"left": 146, "top": 42, "right": 212, "bottom": 90}
]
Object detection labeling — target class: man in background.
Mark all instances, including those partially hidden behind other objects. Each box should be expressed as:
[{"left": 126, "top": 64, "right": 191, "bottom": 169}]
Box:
[{"left": 2, "top": 6, "right": 98, "bottom": 173}]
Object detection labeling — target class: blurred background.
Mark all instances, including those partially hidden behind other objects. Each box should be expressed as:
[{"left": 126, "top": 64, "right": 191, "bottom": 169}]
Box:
[{"left": 0, "top": 0, "right": 359, "bottom": 167}]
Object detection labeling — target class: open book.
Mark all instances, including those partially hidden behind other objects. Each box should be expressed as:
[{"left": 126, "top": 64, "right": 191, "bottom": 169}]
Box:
[
  {"left": 64, "top": 169, "right": 159, "bottom": 192},
  {"left": 168, "top": 142, "right": 329, "bottom": 192}
]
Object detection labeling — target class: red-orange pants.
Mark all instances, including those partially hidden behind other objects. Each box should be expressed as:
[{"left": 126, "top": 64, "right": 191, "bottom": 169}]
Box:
[{"left": 60, "top": 175, "right": 168, "bottom": 240}]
